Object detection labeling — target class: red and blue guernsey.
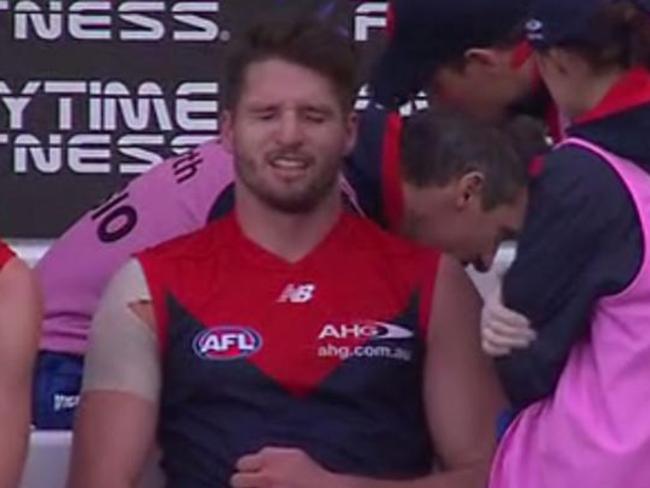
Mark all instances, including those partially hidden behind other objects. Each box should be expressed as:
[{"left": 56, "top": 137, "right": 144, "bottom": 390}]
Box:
[
  {"left": 0, "top": 242, "right": 15, "bottom": 270},
  {"left": 137, "top": 211, "right": 439, "bottom": 487}
]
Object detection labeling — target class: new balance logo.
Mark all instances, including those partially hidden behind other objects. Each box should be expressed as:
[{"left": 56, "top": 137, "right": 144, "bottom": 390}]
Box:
[{"left": 277, "top": 283, "right": 316, "bottom": 303}]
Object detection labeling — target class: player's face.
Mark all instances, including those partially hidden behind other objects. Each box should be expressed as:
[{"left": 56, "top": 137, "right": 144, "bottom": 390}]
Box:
[
  {"left": 401, "top": 179, "right": 527, "bottom": 272},
  {"left": 222, "top": 58, "right": 357, "bottom": 214}
]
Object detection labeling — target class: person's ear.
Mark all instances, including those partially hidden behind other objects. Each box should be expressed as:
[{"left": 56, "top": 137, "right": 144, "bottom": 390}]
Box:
[
  {"left": 464, "top": 48, "right": 503, "bottom": 74},
  {"left": 455, "top": 171, "right": 485, "bottom": 209}
]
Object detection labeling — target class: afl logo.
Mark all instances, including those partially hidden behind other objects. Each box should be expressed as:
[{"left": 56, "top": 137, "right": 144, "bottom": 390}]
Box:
[{"left": 193, "top": 327, "right": 263, "bottom": 361}]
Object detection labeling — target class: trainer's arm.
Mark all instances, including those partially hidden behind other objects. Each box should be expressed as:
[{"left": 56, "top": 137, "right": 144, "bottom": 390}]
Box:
[
  {"left": 0, "top": 257, "right": 41, "bottom": 488},
  {"left": 67, "top": 261, "right": 161, "bottom": 488},
  {"left": 232, "top": 256, "right": 507, "bottom": 488}
]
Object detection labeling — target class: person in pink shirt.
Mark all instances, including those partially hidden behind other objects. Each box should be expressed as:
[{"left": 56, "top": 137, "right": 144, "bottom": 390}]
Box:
[
  {"left": 479, "top": 1, "right": 650, "bottom": 486},
  {"left": 33, "top": 142, "right": 236, "bottom": 428}
]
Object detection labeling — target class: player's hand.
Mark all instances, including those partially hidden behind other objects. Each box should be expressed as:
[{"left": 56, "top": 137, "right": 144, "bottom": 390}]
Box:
[
  {"left": 481, "top": 287, "right": 536, "bottom": 356},
  {"left": 231, "top": 447, "right": 337, "bottom": 488}
]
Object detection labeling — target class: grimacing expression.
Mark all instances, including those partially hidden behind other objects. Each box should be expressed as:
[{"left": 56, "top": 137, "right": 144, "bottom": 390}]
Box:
[{"left": 222, "top": 58, "right": 357, "bottom": 214}]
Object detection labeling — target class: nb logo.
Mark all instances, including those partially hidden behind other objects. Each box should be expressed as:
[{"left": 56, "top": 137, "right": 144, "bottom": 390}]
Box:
[{"left": 277, "top": 283, "right": 315, "bottom": 304}]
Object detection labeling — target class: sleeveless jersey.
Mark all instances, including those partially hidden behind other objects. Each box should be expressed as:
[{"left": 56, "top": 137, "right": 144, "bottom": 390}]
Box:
[
  {"left": 0, "top": 242, "right": 15, "bottom": 270},
  {"left": 137, "top": 211, "right": 439, "bottom": 487}
]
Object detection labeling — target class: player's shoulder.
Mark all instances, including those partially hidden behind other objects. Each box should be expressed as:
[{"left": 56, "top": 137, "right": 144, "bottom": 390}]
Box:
[
  {"left": 136, "top": 213, "right": 234, "bottom": 265},
  {"left": 0, "top": 249, "right": 36, "bottom": 301},
  {"left": 132, "top": 138, "right": 232, "bottom": 184},
  {"left": 345, "top": 213, "right": 440, "bottom": 269},
  {"left": 168, "top": 138, "right": 229, "bottom": 165},
  {"left": 178, "top": 138, "right": 233, "bottom": 170},
  {"left": 93, "top": 137, "right": 230, "bottom": 203},
  {"left": 0, "top": 241, "right": 15, "bottom": 271}
]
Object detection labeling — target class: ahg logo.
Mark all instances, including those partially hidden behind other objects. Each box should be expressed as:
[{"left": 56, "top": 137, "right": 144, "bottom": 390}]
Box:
[
  {"left": 0, "top": 1, "right": 224, "bottom": 42},
  {"left": 318, "top": 321, "right": 414, "bottom": 341},
  {"left": 354, "top": 1, "right": 388, "bottom": 42}
]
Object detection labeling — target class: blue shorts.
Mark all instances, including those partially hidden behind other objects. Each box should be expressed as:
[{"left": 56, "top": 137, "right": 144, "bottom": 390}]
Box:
[{"left": 32, "top": 351, "right": 84, "bottom": 430}]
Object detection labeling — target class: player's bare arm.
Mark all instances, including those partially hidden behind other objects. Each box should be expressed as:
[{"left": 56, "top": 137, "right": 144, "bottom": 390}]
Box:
[
  {"left": 0, "top": 257, "right": 41, "bottom": 488},
  {"left": 67, "top": 261, "right": 160, "bottom": 488}
]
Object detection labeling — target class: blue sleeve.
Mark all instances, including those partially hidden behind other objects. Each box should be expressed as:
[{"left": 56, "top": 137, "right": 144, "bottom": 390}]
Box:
[
  {"left": 498, "top": 145, "right": 643, "bottom": 408},
  {"left": 344, "top": 104, "right": 403, "bottom": 230}
]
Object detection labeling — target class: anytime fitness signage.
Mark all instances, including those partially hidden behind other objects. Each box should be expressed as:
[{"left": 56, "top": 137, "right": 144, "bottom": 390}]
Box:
[{"left": 0, "top": 0, "right": 411, "bottom": 237}]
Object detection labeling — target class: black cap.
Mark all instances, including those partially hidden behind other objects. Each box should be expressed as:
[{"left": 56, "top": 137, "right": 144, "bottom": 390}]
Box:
[
  {"left": 371, "top": 0, "right": 531, "bottom": 110},
  {"left": 526, "top": 0, "right": 650, "bottom": 48}
]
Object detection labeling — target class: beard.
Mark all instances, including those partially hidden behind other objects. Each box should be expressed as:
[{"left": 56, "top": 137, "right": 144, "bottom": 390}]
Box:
[{"left": 234, "top": 147, "right": 341, "bottom": 214}]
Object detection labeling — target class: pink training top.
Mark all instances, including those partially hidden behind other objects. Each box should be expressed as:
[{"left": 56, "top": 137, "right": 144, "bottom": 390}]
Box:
[
  {"left": 490, "top": 138, "right": 650, "bottom": 488},
  {"left": 37, "top": 140, "right": 235, "bottom": 354}
]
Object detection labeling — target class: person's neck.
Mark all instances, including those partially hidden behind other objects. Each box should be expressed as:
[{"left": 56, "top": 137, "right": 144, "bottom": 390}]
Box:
[
  {"left": 235, "top": 187, "right": 343, "bottom": 263},
  {"left": 571, "top": 68, "right": 625, "bottom": 120}
]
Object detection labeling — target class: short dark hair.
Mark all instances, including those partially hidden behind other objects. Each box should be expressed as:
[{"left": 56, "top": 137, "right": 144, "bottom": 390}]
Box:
[
  {"left": 223, "top": 16, "right": 358, "bottom": 112},
  {"left": 401, "top": 109, "right": 548, "bottom": 209}
]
